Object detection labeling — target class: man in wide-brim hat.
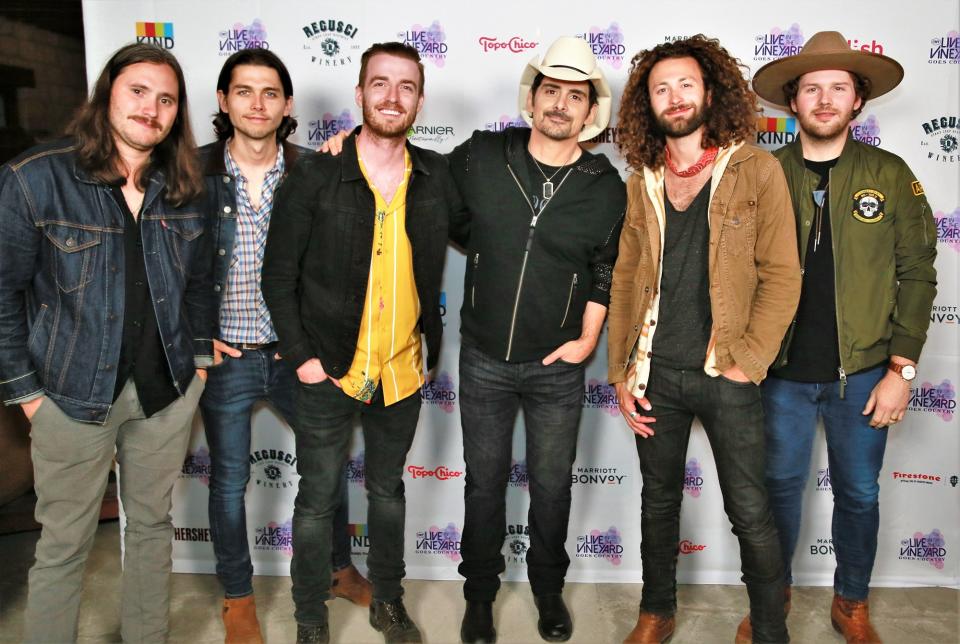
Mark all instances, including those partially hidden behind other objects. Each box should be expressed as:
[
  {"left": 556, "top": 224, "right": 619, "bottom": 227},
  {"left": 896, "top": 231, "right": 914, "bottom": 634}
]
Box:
[{"left": 744, "top": 30, "right": 938, "bottom": 644}]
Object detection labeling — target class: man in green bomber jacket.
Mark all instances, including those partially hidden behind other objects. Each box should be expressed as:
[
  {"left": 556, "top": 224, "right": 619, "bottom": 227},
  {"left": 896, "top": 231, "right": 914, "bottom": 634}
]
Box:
[{"left": 748, "top": 31, "right": 938, "bottom": 644}]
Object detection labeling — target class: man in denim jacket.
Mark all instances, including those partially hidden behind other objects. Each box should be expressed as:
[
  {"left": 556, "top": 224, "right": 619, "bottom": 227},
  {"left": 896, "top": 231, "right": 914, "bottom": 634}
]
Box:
[{"left": 0, "top": 44, "right": 213, "bottom": 642}]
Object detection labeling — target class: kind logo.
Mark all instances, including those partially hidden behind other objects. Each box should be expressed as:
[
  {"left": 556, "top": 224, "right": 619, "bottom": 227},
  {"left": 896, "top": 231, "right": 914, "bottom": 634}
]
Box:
[
  {"left": 400, "top": 21, "right": 448, "bottom": 67},
  {"left": 908, "top": 380, "right": 956, "bottom": 421},
  {"left": 683, "top": 458, "right": 704, "bottom": 497},
  {"left": 575, "top": 526, "right": 624, "bottom": 565},
  {"left": 899, "top": 529, "right": 947, "bottom": 570},
  {"left": 934, "top": 208, "right": 960, "bottom": 252}
]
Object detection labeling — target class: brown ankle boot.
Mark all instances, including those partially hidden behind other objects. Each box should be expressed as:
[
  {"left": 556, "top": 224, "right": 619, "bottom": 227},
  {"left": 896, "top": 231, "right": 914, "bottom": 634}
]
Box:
[
  {"left": 623, "top": 610, "right": 675, "bottom": 643},
  {"left": 831, "top": 594, "right": 882, "bottom": 643},
  {"left": 222, "top": 595, "right": 264, "bottom": 644},
  {"left": 331, "top": 564, "right": 373, "bottom": 607},
  {"left": 734, "top": 586, "right": 792, "bottom": 643}
]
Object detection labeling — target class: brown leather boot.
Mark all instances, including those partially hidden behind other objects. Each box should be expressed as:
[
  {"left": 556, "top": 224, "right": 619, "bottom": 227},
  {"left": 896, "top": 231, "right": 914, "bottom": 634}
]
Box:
[
  {"left": 623, "top": 610, "right": 675, "bottom": 643},
  {"left": 331, "top": 564, "right": 373, "bottom": 607},
  {"left": 734, "top": 586, "right": 792, "bottom": 643},
  {"left": 831, "top": 594, "right": 882, "bottom": 643},
  {"left": 222, "top": 595, "right": 264, "bottom": 644}
]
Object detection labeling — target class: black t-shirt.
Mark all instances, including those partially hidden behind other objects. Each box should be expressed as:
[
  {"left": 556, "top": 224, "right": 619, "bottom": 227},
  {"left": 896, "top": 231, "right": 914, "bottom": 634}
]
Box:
[
  {"left": 652, "top": 179, "right": 713, "bottom": 370},
  {"left": 771, "top": 157, "right": 841, "bottom": 382},
  {"left": 524, "top": 152, "right": 574, "bottom": 214}
]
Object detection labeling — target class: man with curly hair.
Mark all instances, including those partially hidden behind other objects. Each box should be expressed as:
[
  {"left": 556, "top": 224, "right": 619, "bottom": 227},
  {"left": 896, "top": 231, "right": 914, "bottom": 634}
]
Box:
[{"left": 607, "top": 35, "right": 801, "bottom": 643}]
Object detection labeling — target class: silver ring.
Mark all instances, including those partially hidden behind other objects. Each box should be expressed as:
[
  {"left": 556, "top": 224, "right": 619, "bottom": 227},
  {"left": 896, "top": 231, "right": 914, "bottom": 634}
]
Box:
[{"left": 629, "top": 411, "right": 638, "bottom": 418}]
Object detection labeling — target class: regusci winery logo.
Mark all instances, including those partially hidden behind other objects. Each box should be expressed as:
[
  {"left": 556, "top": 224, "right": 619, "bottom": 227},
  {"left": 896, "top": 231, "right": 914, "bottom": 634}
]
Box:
[
  {"left": 478, "top": 35, "right": 538, "bottom": 54},
  {"left": 484, "top": 114, "right": 526, "bottom": 132},
  {"left": 754, "top": 24, "right": 804, "bottom": 62},
  {"left": 346, "top": 451, "right": 365, "bottom": 485},
  {"left": 575, "top": 526, "right": 624, "bottom": 565},
  {"left": 931, "top": 304, "right": 959, "bottom": 325},
  {"left": 254, "top": 518, "right": 293, "bottom": 556},
  {"left": 920, "top": 115, "right": 959, "bottom": 163},
  {"left": 349, "top": 523, "right": 370, "bottom": 555},
  {"left": 180, "top": 447, "right": 211, "bottom": 485},
  {"left": 583, "top": 378, "right": 619, "bottom": 415},
  {"left": 307, "top": 109, "right": 356, "bottom": 148},
  {"left": 928, "top": 32, "right": 960, "bottom": 64},
  {"left": 683, "top": 458, "right": 704, "bottom": 497},
  {"left": 577, "top": 23, "right": 626, "bottom": 68},
  {"left": 810, "top": 537, "right": 834, "bottom": 556},
  {"left": 899, "top": 529, "right": 947, "bottom": 569},
  {"left": 407, "top": 464, "right": 464, "bottom": 481},
  {"left": 572, "top": 466, "right": 625, "bottom": 486},
  {"left": 136, "top": 22, "right": 174, "bottom": 49},
  {"left": 850, "top": 114, "right": 881, "bottom": 146},
  {"left": 817, "top": 467, "right": 832, "bottom": 491},
  {"left": 892, "top": 471, "right": 943, "bottom": 485},
  {"left": 218, "top": 19, "right": 268, "bottom": 54},
  {"left": 421, "top": 371, "right": 456, "bottom": 412},
  {"left": 756, "top": 116, "right": 797, "bottom": 148},
  {"left": 508, "top": 459, "right": 529, "bottom": 489},
  {"left": 174, "top": 526, "right": 211, "bottom": 542},
  {"left": 250, "top": 447, "right": 299, "bottom": 489},
  {"left": 400, "top": 21, "right": 448, "bottom": 66},
  {"left": 503, "top": 523, "right": 530, "bottom": 566},
  {"left": 934, "top": 208, "right": 960, "bottom": 252},
  {"left": 415, "top": 523, "right": 462, "bottom": 561},
  {"left": 301, "top": 18, "right": 360, "bottom": 67},
  {"left": 678, "top": 539, "right": 707, "bottom": 555},
  {"left": 908, "top": 380, "right": 956, "bottom": 421}
]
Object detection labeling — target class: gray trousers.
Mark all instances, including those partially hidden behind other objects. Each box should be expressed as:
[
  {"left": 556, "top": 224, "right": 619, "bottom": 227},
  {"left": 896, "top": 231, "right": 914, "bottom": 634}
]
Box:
[{"left": 25, "top": 377, "right": 203, "bottom": 643}]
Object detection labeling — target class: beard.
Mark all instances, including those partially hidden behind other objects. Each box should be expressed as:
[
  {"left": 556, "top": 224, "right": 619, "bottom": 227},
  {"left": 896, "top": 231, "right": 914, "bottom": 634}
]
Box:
[
  {"left": 655, "top": 102, "right": 708, "bottom": 138},
  {"left": 796, "top": 106, "right": 854, "bottom": 142},
  {"left": 533, "top": 109, "right": 577, "bottom": 141},
  {"left": 362, "top": 100, "right": 416, "bottom": 139}
]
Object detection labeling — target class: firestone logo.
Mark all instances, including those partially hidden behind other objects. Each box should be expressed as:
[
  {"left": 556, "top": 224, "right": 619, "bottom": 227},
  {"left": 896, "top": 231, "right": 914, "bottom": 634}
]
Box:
[
  {"left": 575, "top": 526, "right": 624, "bottom": 565},
  {"left": 503, "top": 524, "right": 530, "bottom": 566},
  {"left": 307, "top": 109, "right": 356, "bottom": 148},
  {"left": 400, "top": 21, "right": 448, "bottom": 66},
  {"left": 180, "top": 447, "right": 211, "bottom": 485},
  {"left": 899, "top": 529, "right": 947, "bottom": 569},
  {"left": 678, "top": 539, "right": 707, "bottom": 554},
  {"left": 347, "top": 452, "right": 365, "bottom": 485},
  {"left": 254, "top": 518, "right": 293, "bottom": 556},
  {"left": 817, "top": 467, "right": 831, "bottom": 491},
  {"left": 421, "top": 371, "right": 456, "bottom": 412},
  {"left": 576, "top": 23, "right": 626, "bottom": 68},
  {"left": 583, "top": 379, "right": 619, "bottom": 415},
  {"left": 300, "top": 18, "right": 360, "bottom": 67},
  {"left": 908, "top": 380, "right": 956, "bottom": 421},
  {"left": 929, "top": 32, "right": 960, "bottom": 64},
  {"left": 407, "top": 464, "right": 464, "bottom": 481},
  {"left": 509, "top": 459, "right": 529, "bottom": 489},
  {"left": 683, "top": 458, "right": 703, "bottom": 497},
  {"left": 850, "top": 114, "right": 881, "bottom": 146},
  {"left": 753, "top": 24, "right": 804, "bottom": 62},
  {"left": 218, "top": 19, "right": 269, "bottom": 55},
  {"left": 934, "top": 208, "right": 960, "bottom": 252},
  {"left": 484, "top": 114, "right": 526, "bottom": 133},
  {"left": 250, "top": 447, "right": 299, "bottom": 489},
  {"left": 478, "top": 35, "right": 538, "bottom": 54},
  {"left": 920, "top": 116, "right": 959, "bottom": 163},
  {"left": 892, "top": 471, "right": 942, "bottom": 485},
  {"left": 415, "top": 523, "right": 462, "bottom": 561}
]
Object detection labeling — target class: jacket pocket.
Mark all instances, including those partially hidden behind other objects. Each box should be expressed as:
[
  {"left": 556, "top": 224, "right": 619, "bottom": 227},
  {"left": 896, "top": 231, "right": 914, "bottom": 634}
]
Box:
[
  {"left": 720, "top": 201, "right": 757, "bottom": 258},
  {"left": 163, "top": 215, "right": 205, "bottom": 277},
  {"left": 560, "top": 273, "right": 579, "bottom": 328},
  {"left": 43, "top": 224, "right": 102, "bottom": 293}
]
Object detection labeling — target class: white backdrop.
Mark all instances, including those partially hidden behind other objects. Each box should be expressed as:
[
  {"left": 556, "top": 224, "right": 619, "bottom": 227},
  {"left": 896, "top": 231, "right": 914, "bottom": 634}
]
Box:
[{"left": 82, "top": 0, "right": 959, "bottom": 589}]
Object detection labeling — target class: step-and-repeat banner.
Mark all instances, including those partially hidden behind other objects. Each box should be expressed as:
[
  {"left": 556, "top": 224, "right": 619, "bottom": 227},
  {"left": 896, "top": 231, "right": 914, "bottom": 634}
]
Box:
[{"left": 83, "top": 0, "right": 959, "bottom": 588}]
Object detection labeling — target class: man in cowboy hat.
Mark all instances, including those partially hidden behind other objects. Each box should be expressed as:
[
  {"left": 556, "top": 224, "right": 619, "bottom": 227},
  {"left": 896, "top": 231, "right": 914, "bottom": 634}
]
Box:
[
  {"left": 448, "top": 35, "right": 625, "bottom": 643},
  {"left": 748, "top": 30, "right": 937, "bottom": 643}
]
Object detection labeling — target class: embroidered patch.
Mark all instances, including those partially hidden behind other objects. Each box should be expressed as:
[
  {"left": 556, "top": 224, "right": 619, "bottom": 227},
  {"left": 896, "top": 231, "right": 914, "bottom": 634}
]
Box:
[
  {"left": 912, "top": 180, "right": 925, "bottom": 196},
  {"left": 852, "top": 189, "right": 886, "bottom": 223}
]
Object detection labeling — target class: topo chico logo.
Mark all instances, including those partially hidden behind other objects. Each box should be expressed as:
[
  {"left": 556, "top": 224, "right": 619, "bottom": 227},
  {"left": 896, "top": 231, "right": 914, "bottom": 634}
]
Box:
[
  {"left": 421, "top": 371, "right": 456, "bottom": 412},
  {"left": 900, "top": 529, "right": 947, "bottom": 569},
  {"left": 583, "top": 379, "right": 619, "bottom": 415},
  {"left": 929, "top": 32, "right": 960, "bottom": 64},
  {"left": 908, "top": 380, "right": 956, "bottom": 421},
  {"left": 850, "top": 114, "right": 881, "bottom": 146},
  {"left": 683, "top": 458, "right": 704, "bottom": 497},
  {"left": 346, "top": 451, "right": 365, "bottom": 485},
  {"left": 180, "top": 447, "right": 211, "bottom": 485},
  {"left": 576, "top": 23, "right": 626, "bottom": 68},
  {"left": 136, "top": 22, "right": 174, "bottom": 49},
  {"left": 509, "top": 459, "right": 529, "bottom": 489},
  {"left": 218, "top": 19, "right": 268, "bottom": 54},
  {"left": 934, "top": 208, "right": 960, "bottom": 252},
  {"left": 400, "top": 21, "right": 448, "bottom": 66},
  {"left": 478, "top": 35, "right": 538, "bottom": 54},
  {"left": 575, "top": 526, "right": 624, "bottom": 565},
  {"left": 407, "top": 464, "right": 463, "bottom": 481},
  {"left": 301, "top": 18, "right": 360, "bottom": 67},
  {"left": 572, "top": 466, "right": 625, "bottom": 486},
  {"left": 484, "top": 114, "right": 526, "bottom": 132},
  {"left": 254, "top": 518, "right": 293, "bottom": 556},
  {"left": 415, "top": 523, "right": 462, "bottom": 561},
  {"left": 678, "top": 539, "right": 707, "bottom": 555},
  {"left": 250, "top": 447, "right": 299, "bottom": 489},
  {"left": 753, "top": 24, "right": 804, "bottom": 62},
  {"left": 503, "top": 524, "right": 530, "bottom": 566},
  {"left": 307, "top": 109, "right": 356, "bottom": 148},
  {"left": 817, "top": 467, "right": 832, "bottom": 491},
  {"left": 920, "top": 115, "right": 959, "bottom": 163}
]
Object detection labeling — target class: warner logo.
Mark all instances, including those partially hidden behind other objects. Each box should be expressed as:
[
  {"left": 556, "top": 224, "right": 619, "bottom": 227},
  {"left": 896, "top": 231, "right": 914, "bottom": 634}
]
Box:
[
  {"left": 407, "top": 465, "right": 463, "bottom": 481},
  {"left": 478, "top": 36, "right": 538, "bottom": 54},
  {"left": 893, "top": 471, "right": 942, "bottom": 485},
  {"left": 678, "top": 539, "right": 707, "bottom": 554}
]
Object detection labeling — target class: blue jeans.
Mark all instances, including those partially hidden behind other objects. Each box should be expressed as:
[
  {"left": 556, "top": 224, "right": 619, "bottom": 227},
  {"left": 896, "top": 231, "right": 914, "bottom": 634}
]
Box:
[
  {"left": 199, "top": 348, "right": 351, "bottom": 598},
  {"left": 291, "top": 380, "right": 421, "bottom": 625},
  {"left": 457, "top": 342, "right": 583, "bottom": 601},
  {"left": 763, "top": 365, "right": 888, "bottom": 601},
  {"left": 638, "top": 365, "right": 788, "bottom": 643}
]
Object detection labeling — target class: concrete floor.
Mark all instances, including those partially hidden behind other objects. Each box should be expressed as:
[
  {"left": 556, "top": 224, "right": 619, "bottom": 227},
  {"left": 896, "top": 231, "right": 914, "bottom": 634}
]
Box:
[{"left": 0, "top": 521, "right": 956, "bottom": 643}]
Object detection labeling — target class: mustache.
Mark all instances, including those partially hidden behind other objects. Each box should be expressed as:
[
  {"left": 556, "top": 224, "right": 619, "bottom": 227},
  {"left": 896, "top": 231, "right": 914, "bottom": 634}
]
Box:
[
  {"left": 375, "top": 101, "right": 407, "bottom": 114},
  {"left": 129, "top": 115, "right": 162, "bottom": 129},
  {"left": 543, "top": 109, "right": 571, "bottom": 122},
  {"left": 665, "top": 104, "right": 695, "bottom": 115}
]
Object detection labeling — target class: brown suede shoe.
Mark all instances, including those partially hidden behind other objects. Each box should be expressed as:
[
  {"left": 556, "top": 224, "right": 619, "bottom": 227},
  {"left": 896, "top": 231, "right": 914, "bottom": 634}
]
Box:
[
  {"left": 222, "top": 595, "right": 264, "bottom": 644},
  {"left": 332, "top": 564, "right": 373, "bottom": 607},
  {"left": 831, "top": 594, "right": 882, "bottom": 643},
  {"left": 734, "top": 586, "right": 792, "bottom": 643},
  {"left": 623, "top": 610, "right": 675, "bottom": 643}
]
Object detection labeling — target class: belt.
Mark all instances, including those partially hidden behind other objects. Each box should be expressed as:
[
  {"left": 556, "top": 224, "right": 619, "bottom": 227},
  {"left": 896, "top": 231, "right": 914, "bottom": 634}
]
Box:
[{"left": 221, "top": 340, "right": 279, "bottom": 351}]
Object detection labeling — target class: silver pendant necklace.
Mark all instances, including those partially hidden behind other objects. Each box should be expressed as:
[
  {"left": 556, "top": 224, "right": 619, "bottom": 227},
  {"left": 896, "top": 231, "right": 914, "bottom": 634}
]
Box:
[{"left": 531, "top": 154, "right": 571, "bottom": 201}]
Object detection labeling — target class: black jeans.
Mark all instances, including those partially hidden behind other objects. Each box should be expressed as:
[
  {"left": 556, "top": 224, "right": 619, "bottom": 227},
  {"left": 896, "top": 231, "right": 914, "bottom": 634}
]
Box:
[
  {"left": 290, "top": 380, "right": 421, "bottom": 626},
  {"left": 637, "top": 365, "right": 788, "bottom": 643},
  {"left": 457, "top": 342, "right": 583, "bottom": 601}
]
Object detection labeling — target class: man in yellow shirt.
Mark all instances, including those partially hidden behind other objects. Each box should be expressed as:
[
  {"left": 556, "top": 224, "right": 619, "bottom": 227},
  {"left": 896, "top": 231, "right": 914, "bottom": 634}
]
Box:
[{"left": 262, "top": 42, "right": 462, "bottom": 644}]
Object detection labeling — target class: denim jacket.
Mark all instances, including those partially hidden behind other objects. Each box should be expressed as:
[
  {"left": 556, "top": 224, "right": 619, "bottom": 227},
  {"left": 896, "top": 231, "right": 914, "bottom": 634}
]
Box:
[{"left": 0, "top": 139, "right": 214, "bottom": 424}]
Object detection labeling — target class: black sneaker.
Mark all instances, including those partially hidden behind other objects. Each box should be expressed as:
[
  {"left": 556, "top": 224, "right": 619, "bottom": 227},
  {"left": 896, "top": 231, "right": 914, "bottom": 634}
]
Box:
[
  {"left": 296, "top": 622, "right": 330, "bottom": 644},
  {"left": 369, "top": 598, "right": 423, "bottom": 643}
]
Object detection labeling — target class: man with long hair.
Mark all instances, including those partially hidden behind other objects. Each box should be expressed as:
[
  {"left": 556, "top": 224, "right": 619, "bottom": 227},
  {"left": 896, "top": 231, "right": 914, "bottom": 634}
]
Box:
[
  {"left": 607, "top": 35, "right": 800, "bottom": 643},
  {"left": 0, "top": 43, "right": 212, "bottom": 642},
  {"left": 198, "top": 48, "right": 370, "bottom": 644}
]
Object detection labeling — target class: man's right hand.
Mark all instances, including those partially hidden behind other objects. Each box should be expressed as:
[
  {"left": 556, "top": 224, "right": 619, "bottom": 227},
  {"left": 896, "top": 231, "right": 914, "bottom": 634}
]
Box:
[
  {"left": 213, "top": 339, "right": 242, "bottom": 366},
  {"left": 297, "top": 358, "right": 341, "bottom": 388},
  {"left": 320, "top": 130, "right": 349, "bottom": 156},
  {"left": 20, "top": 397, "right": 44, "bottom": 421},
  {"left": 614, "top": 381, "right": 656, "bottom": 438}
]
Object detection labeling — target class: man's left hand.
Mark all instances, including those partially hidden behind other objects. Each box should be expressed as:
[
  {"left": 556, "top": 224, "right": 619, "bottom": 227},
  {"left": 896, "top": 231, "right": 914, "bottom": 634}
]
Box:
[
  {"left": 196, "top": 368, "right": 208, "bottom": 383},
  {"left": 720, "top": 364, "right": 752, "bottom": 383},
  {"left": 542, "top": 337, "right": 597, "bottom": 366},
  {"left": 862, "top": 369, "right": 911, "bottom": 428}
]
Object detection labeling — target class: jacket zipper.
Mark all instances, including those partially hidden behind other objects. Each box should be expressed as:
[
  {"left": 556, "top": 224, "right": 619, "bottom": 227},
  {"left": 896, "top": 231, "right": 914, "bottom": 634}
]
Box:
[
  {"left": 827, "top": 167, "right": 848, "bottom": 398},
  {"left": 471, "top": 252, "right": 479, "bottom": 308},
  {"left": 561, "top": 273, "right": 578, "bottom": 327}
]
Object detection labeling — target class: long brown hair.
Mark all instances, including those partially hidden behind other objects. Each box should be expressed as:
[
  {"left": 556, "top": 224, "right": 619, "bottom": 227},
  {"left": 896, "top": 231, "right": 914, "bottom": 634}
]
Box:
[
  {"left": 617, "top": 35, "right": 759, "bottom": 171},
  {"left": 67, "top": 43, "right": 202, "bottom": 206}
]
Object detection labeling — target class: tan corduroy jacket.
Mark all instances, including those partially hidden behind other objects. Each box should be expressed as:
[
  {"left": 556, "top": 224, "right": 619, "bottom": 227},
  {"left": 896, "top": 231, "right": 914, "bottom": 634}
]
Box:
[{"left": 607, "top": 142, "right": 801, "bottom": 393}]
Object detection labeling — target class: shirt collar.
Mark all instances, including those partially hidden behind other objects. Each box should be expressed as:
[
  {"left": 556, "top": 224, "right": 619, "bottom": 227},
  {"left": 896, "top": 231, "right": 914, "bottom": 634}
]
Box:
[{"left": 223, "top": 141, "right": 286, "bottom": 183}]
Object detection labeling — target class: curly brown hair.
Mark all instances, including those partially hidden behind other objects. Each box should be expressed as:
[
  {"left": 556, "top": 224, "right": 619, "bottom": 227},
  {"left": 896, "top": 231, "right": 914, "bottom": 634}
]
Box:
[{"left": 617, "top": 35, "right": 759, "bottom": 171}]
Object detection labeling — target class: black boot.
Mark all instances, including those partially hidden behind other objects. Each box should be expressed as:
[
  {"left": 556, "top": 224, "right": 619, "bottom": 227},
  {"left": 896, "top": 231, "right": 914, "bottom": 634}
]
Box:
[
  {"left": 369, "top": 598, "right": 423, "bottom": 643},
  {"left": 460, "top": 600, "right": 496, "bottom": 643},
  {"left": 533, "top": 594, "right": 572, "bottom": 642},
  {"left": 296, "top": 622, "right": 330, "bottom": 644}
]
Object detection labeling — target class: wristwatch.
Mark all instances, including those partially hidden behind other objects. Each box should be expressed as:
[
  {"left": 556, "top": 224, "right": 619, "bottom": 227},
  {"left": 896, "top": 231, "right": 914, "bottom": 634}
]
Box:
[{"left": 888, "top": 362, "right": 917, "bottom": 382}]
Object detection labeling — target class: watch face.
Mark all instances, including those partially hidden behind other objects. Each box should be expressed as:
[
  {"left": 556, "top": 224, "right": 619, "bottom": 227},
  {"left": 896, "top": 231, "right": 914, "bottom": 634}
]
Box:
[{"left": 901, "top": 365, "right": 917, "bottom": 381}]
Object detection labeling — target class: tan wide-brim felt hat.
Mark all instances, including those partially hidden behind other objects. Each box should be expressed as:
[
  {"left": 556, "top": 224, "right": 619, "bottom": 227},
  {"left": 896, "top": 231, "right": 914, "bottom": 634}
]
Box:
[
  {"left": 518, "top": 36, "right": 612, "bottom": 142},
  {"left": 752, "top": 30, "right": 904, "bottom": 107}
]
